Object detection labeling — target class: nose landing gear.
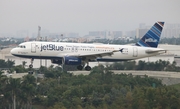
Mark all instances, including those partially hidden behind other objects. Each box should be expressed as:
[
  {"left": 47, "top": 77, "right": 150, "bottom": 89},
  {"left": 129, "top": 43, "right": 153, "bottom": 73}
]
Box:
[
  {"left": 28, "top": 58, "right": 34, "bottom": 74},
  {"left": 29, "top": 58, "right": 34, "bottom": 68}
]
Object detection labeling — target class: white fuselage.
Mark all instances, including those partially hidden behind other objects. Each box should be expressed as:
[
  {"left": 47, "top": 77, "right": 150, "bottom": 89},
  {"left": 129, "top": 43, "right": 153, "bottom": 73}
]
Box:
[{"left": 11, "top": 41, "right": 165, "bottom": 62}]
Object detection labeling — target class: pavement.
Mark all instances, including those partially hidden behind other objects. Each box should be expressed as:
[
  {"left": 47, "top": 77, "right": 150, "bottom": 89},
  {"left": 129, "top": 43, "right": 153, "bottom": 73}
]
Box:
[
  {"left": 9, "top": 70, "right": 180, "bottom": 85},
  {"left": 70, "top": 70, "right": 180, "bottom": 79}
]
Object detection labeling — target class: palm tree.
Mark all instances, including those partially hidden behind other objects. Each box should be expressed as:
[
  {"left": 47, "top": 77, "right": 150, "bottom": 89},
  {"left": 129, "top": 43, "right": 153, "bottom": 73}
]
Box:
[
  {"left": 0, "top": 71, "right": 9, "bottom": 108},
  {"left": 6, "top": 59, "right": 15, "bottom": 68},
  {"left": 21, "top": 75, "right": 37, "bottom": 109},
  {"left": 22, "top": 61, "right": 27, "bottom": 68},
  {"left": 6, "top": 78, "right": 21, "bottom": 109},
  {"left": 0, "top": 59, "right": 7, "bottom": 68},
  {"left": 0, "top": 70, "right": 7, "bottom": 89}
]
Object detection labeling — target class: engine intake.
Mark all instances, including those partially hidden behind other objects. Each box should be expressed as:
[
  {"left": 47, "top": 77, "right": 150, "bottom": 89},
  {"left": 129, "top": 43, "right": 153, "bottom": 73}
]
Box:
[{"left": 51, "top": 59, "right": 62, "bottom": 65}]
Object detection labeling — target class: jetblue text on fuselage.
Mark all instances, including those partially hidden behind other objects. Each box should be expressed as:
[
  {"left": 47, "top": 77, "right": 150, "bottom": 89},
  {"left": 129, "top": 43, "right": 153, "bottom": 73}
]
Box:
[{"left": 41, "top": 44, "right": 63, "bottom": 51}]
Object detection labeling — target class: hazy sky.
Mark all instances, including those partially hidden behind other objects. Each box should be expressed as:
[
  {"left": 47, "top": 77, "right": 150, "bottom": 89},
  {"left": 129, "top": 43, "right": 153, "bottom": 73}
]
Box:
[{"left": 0, "top": 0, "right": 180, "bottom": 37}]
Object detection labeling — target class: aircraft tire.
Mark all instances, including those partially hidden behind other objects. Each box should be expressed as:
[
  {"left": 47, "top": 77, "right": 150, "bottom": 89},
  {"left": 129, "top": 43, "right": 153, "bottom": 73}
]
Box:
[
  {"left": 77, "top": 65, "right": 83, "bottom": 70},
  {"left": 85, "top": 66, "right": 91, "bottom": 71},
  {"left": 28, "top": 71, "right": 33, "bottom": 74},
  {"left": 29, "top": 64, "right": 33, "bottom": 68}
]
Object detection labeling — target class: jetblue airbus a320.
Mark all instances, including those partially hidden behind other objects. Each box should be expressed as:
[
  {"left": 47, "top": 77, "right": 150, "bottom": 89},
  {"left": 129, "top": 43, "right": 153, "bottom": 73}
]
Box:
[{"left": 11, "top": 22, "right": 166, "bottom": 71}]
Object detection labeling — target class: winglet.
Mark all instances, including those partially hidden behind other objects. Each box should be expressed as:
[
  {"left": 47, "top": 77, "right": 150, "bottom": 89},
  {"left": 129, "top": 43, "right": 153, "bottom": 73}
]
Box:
[{"left": 136, "top": 22, "right": 165, "bottom": 48}]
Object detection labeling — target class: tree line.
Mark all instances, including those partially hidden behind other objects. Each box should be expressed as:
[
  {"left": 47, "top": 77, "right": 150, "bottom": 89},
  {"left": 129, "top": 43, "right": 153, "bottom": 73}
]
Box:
[
  {"left": 1, "top": 59, "right": 180, "bottom": 108},
  {"left": 108, "top": 60, "right": 180, "bottom": 71}
]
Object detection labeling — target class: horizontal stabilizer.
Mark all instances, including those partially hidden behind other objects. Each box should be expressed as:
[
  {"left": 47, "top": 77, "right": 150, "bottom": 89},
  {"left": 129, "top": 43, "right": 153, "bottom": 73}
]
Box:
[{"left": 145, "top": 49, "right": 166, "bottom": 53}]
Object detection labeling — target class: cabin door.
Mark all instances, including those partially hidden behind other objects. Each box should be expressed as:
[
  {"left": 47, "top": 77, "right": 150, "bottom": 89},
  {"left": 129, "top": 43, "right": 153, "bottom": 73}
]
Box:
[{"left": 31, "top": 43, "right": 36, "bottom": 53}]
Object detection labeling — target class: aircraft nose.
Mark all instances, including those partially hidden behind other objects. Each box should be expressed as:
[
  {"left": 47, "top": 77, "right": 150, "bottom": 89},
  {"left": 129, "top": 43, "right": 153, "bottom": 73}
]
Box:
[{"left": 10, "top": 48, "right": 16, "bottom": 55}]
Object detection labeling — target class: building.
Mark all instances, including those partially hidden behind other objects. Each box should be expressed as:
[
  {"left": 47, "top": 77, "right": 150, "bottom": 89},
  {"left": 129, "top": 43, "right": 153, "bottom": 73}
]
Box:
[
  {"left": 136, "top": 29, "right": 148, "bottom": 39},
  {"left": 88, "top": 30, "right": 122, "bottom": 40},
  {"left": 135, "top": 23, "right": 180, "bottom": 39}
]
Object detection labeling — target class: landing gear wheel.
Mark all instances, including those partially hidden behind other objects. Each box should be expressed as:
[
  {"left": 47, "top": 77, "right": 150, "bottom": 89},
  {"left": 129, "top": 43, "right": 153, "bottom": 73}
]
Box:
[
  {"left": 77, "top": 65, "right": 83, "bottom": 70},
  {"left": 29, "top": 58, "right": 34, "bottom": 69},
  {"left": 85, "top": 66, "right": 91, "bottom": 71},
  {"left": 29, "top": 64, "right": 33, "bottom": 68}
]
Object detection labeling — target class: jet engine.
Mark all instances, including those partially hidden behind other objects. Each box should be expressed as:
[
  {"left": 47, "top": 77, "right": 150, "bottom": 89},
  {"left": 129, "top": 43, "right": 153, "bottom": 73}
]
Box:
[
  {"left": 51, "top": 59, "right": 63, "bottom": 65},
  {"left": 63, "top": 56, "right": 81, "bottom": 65}
]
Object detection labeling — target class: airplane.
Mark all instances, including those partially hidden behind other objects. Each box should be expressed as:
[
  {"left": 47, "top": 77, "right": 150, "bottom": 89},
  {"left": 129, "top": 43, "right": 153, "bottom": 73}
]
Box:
[{"left": 11, "top": 22, "right": 166, "bottom": 71}]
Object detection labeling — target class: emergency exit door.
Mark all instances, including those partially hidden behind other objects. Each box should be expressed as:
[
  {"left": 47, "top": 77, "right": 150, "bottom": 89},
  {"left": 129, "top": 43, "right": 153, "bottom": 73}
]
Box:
[{"left": 133, "top": 47, "right": 138, "bottom": 57}]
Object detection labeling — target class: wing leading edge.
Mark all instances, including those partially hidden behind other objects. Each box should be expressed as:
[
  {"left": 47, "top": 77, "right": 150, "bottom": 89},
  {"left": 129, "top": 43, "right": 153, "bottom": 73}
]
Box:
[{"left": 57, "top": 50, "right": 119, "bottom": 59}]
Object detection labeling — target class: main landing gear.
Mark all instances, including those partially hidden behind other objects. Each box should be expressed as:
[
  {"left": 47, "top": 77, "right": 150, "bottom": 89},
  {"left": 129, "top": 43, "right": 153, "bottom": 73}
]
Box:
[
  {"left": 85, "top": 66, "right": 91, "bottom": 71},
  {"left": 77, "top": 65, "right": 83, "bottom": 70},
  {"left": 77, "top": 61, "right": 91, "bottom": 71},
  {"left": 77, "top": 65, "right": 91, "bottom": 71}
]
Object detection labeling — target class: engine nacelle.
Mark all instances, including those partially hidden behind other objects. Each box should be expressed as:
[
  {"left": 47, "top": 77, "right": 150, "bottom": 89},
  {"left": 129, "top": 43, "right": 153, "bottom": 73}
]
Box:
[
  {"left": 63, "top": 56, "right": 81, "bottom": 65},
  {"left": 51, "top": 59, "right": 62, "bottom": 65}
]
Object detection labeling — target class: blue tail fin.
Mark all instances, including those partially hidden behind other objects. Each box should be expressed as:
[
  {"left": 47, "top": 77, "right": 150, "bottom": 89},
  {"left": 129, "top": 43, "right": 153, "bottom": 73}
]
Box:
[{"left": 135, "top": 22, "right": 165, "bottom": 48}]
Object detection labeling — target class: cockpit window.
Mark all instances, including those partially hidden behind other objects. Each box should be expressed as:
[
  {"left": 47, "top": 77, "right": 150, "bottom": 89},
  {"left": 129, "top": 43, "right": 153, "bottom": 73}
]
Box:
[{"left": 17, "top": 45, "right": 26, "bottom": 48}]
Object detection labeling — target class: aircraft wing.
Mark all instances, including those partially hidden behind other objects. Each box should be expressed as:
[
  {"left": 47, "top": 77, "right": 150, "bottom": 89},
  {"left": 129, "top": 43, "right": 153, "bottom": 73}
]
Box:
[{"left": 58, "top": 50, "right": 119, "bottom": 59}]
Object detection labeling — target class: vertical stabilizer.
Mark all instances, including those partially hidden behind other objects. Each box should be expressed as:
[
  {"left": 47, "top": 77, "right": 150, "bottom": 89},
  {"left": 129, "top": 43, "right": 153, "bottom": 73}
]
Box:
[{"left": 136, "top": 22, "right": 165, "bottom": 48}]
